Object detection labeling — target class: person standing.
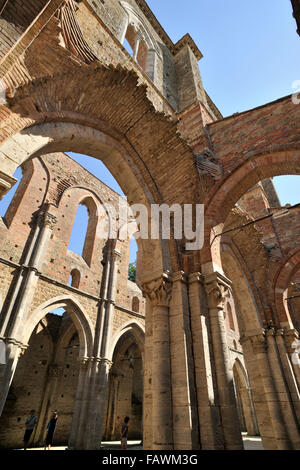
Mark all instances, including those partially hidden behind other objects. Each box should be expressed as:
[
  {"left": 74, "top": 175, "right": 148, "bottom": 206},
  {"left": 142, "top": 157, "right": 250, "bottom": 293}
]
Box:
[
  {"left": 120, "top": 416, "right": 130, "bottom": 450},
  {"left": 23, "top": 409, "right": 38, "bottom": 450},
  {"left": 44, "top": 411, "right": 59, "bottom": 450}
]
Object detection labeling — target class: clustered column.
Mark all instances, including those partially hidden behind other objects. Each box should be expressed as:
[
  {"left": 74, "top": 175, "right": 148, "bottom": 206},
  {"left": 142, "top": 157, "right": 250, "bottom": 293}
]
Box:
[
  {"left": 204, "top": 272, "right": 243, "bottom": 450},
  {"left": 143, "top": 272, "right": 173, "bottom": 450}
]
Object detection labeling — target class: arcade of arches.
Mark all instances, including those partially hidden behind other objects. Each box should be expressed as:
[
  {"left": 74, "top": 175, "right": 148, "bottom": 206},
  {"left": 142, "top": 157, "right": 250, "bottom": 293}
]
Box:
[{"left": 0, "top": 0, "right": 300, "bottom": 451}]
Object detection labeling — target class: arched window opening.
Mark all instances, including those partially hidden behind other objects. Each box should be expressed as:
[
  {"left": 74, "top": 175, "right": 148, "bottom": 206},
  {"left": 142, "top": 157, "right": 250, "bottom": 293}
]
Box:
[
  {"left": 132, "top": 296, "right": 139, "bottom": 313},
  {"left": 0, "top": 167, "right": 22, "bottom": 219},
  {"left": 68, "top": 203, "right": 89, "bottom": 258},
  {"left": 67, "top": 197, "right": 98, "bottom": 266},
  {"left": 227, "top": 303, "right": 235, "bottom": 331},
  {"left": 123, "top": 24, "right": 148, "bottom": 71},
  {"left": 68, "top": 269, "right": 81, "bottom": 289},
  {"left": 123, "top": 36, "right": 134, "bottom": 56}
]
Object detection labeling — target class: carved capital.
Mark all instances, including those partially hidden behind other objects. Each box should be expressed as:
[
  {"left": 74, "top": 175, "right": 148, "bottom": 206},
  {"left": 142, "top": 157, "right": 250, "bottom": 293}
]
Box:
[
  {"left": 38, "top": 210, "right": 57, "bottom": 230},
  {"left": 240, "top": 330, "right": 267, "bottom": 354},
  {"left": 142, "top": 272, "right": 172, "bottom": 307},
  {"left": 204, "top": 272, "right": 231, "bottom": 310},
  {"left": 188, "top": 272, "right": 204, "bottom": 285},
  {"left": 283, "top": 328, "right": 300, "bottom": 353}
]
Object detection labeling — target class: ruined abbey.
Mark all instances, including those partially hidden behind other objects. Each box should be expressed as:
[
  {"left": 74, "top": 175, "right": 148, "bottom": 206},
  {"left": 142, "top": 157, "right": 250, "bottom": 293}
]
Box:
[{"left": 0, "top": 0, "right": 300, "bottom": 450}]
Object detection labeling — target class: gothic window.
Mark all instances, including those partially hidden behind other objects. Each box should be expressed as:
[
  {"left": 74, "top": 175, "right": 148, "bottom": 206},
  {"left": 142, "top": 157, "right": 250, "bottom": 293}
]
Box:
[
  {"left": 67, "top": 197, "right": 98, "bottom": 266},
  {"left": 120, "top": 1, "right": 160, "bottom": 82}
]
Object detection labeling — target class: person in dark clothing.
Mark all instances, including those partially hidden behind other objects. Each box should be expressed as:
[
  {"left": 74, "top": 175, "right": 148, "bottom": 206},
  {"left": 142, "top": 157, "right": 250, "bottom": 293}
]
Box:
[
  {"left": 120, "top": 416, "right": 130, "bottom": 450},
  {"left": 23, "top": 409, "right": 38, "bottom": 450},
  {"left": 44, "top": 411, "right": 58, "bottom": 450}
]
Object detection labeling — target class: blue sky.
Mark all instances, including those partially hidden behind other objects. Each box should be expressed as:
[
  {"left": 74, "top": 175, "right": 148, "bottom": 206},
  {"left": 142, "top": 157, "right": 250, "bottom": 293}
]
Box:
[{"left": 0, "top": 2, "right": 299, "bottom": 263}]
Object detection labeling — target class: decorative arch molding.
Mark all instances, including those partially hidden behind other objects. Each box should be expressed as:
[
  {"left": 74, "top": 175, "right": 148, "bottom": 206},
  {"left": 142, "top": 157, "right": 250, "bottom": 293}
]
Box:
[
  {"left": 202, "top": 148, "right": 300, "bottom": 268},
  {"left": 108, "top": 320, "right": 145, "bottom": 363},
  {"left": 23, "top": 295, "right": 94, "bottom": 358},
  {"left": 273, "top": 248, "right": 300, "bottom": 327},
  {"left": 233, "top": 357, "right": 249, "bottom": 387},
  {"left": 0, "top": 120, "right": 175, "bottom": 276},
  {"left": 119, "top": 1, "right": 161, "bottom": 58},
  {"left": 220, "top": 241, "right": 263, "bottom": 332}
]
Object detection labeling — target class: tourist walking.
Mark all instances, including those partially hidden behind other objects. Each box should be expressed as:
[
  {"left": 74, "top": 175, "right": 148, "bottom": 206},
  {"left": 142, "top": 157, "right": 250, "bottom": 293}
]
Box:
[
  {"left": 44, "top": 411, "right": 59, "bottom": 450},
  {"left": 23, "top": 409, "right": 38, "bottom": 450},
  {"left": 120, "top": 416, "right": 130, "bottom": 450}
]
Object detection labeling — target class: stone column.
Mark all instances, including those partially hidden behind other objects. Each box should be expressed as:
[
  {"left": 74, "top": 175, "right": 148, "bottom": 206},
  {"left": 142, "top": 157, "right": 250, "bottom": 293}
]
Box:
[
  {"left": 83, "top": 357, "right": 113, "bottom": 450},
  {"left": 145, "top": 49, "right": 158, "bottom": 84},
  {"left": 241, "top": 330, "right": 292, "bottom": 449},
  {"left": 275, "top": 329, "right": 300, "bottom": 424},
  {"left": 0, "top": 340, "right": 26, "bottom": 418},
  {"left": 72, "top": 246, "right": 120, "bottom": 450},
  {"left": 204, "top": 272, "right": 243, "bottom": 450},
  {"left": 142, "top": 294, "right": 153, "bottom": 450},
  {"left": 188, "top": 273, "right": 223, "bottom": 450},
  {"left": 266, "top": 328, "right": 300, "bottom": 449},
  {"left": 284, "top": 329, "right": 300, "bottom": 391},
  {"left": 34, "top": 362, "right": 64, "bottom": 445},
  {"left": 169, "top": 271, "right": 199, "bottom": 449},
  {"left": 142, "top": 272, "right": 173, "bottom": 450},
  {"left": 68, "top": 357, "right": 90, "bottom": 449},
  {"left": 238, "top": 385, "right": 259, "bottom": 436},
  {"left": 0, "top": 208, "right": 57, "bottom": 418},
  {"left": 133, "top": 34, "right": 141, "bottom": 62}
]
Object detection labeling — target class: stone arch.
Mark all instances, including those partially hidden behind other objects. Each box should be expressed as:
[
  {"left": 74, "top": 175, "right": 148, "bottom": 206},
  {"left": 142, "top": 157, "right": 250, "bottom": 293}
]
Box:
[
  {"left": 233, "top": 358, "right": 259, "bottom": 436},
  {"left": 203, "top": 149, "right": 300, "bottom": 269},
  {"left": 0, "top": 121, "right": 173, "bottom": 278},
  {"left": 220, "top": 242, "right": 263, "bottom": 332},
  {"left": 108, "top": 320, "right": 145, "bottom": 363},
  {"left": 105, "top": 320, "right": 145, "bottom": 441},
  {"left": 22, "top": 295, "right": 94, "bottom": 358},
  {"left": 273, "top": 248, "right": 300, "bottom": 327}
]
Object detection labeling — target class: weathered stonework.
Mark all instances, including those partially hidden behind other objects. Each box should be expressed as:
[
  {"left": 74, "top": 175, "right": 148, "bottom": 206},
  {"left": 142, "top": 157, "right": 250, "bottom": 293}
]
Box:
[{"left": 0, "top": 0, "right": 300, "bottom": 451}]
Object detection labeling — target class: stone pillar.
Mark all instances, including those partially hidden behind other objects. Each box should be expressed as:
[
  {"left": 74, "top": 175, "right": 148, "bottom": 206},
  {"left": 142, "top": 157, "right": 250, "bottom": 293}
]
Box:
[
  {"left": 284, "top": 329, "right": 300, "bottom": 391},
  {"left": 204, "top": 272, "right": 243, "bottom": 450},
  {"left": 68, "top": 357, "right": 90, "bottom": 449},
  {"left": 266, "top": 328, "right": 300, "bottom": 449},
  {"left": 142, "top": 295, "right": 153, "bottom": 449},
  {"left": 0, "top": 340, "right": 26, "bottom": 418},
  {"left": 188, "top": 273, "right": 223, "bottom": 450},
  {"left": 169, "top": 271, "right": 199, "bottom": 449},
  {"left": 275, "top": 329, "right": 300, "bottom": 423},
  {"left": 145, "top": 49, "right": 158, "bottom": 84},
  {"left": 0, "top": 208, "right": 57, "bottom": 418},
  {"left": 242, "top": 330, "right": 293, "bottom": 449},
  {"left": 34, "top": 362, "right": 64, "bottom": 445},
  {"left": 238, "top": 385, "right": 259, "bottom": 436},
  {"left": 133, "top": 35, "right": 141, "bottom": 62},
  {"left": 142, "top": 273, "right": 173, "bottom": 450},
  {"left": 71, "top": 246, "right": 120, "bottom": 450}
]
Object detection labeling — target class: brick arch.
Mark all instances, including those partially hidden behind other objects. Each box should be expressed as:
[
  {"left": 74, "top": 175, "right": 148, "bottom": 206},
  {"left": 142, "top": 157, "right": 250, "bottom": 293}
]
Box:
[
  {"left": 0, "top": 121, "right": 177, "bottom": 276},
  {"left": 202, "top": 149, "right": 300, "bottom": 268},
  {"left": 21, "top": 295, "right": 94, "bottom": 358},
  {"left": 273, "top": 248, "right": 300, "bottom": 328}
]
